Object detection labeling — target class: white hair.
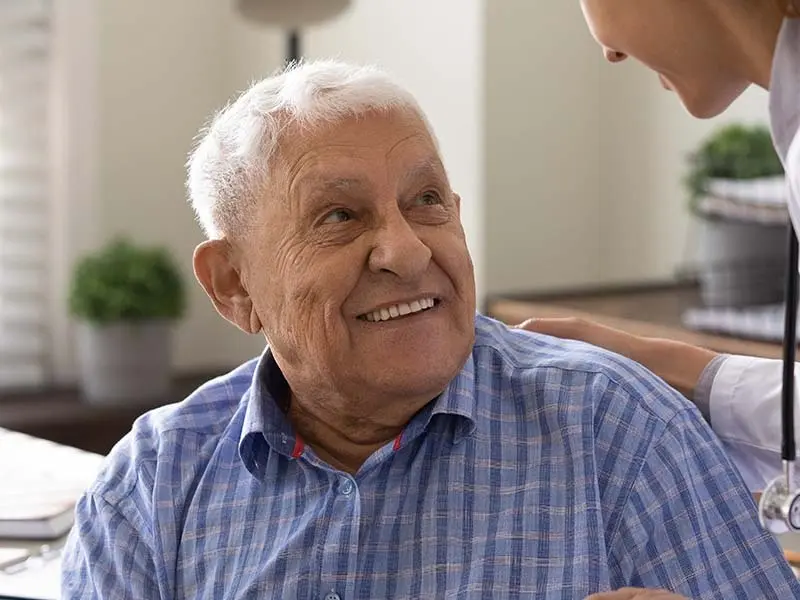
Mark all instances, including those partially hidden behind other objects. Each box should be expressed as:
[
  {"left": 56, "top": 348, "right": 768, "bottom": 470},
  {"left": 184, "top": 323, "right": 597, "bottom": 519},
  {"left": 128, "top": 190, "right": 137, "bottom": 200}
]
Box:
[{"left": 186, "top": 59, "right": 438, "bottom": 239}]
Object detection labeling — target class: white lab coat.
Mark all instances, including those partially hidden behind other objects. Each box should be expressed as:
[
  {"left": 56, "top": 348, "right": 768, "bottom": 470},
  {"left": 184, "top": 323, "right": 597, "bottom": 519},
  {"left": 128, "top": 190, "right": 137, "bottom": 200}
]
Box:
[{"left": 709, "top": 17, "right": 800, "bottom": 492}]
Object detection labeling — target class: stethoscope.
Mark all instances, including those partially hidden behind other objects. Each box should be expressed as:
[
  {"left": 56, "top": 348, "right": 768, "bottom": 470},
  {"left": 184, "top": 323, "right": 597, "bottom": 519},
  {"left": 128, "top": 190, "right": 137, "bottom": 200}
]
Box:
[{"left": 759, "top": 228, "right": 800, "bottom": 533}]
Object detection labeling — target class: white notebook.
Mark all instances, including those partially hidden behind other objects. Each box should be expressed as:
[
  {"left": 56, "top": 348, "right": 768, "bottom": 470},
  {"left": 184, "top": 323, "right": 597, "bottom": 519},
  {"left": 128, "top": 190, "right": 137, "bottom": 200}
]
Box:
[
  {"left": 0, "top": 429, "right": 104, "bottom": 540},
  {"left": 0, "top": 542, "right": 63, "bottom": 600}
]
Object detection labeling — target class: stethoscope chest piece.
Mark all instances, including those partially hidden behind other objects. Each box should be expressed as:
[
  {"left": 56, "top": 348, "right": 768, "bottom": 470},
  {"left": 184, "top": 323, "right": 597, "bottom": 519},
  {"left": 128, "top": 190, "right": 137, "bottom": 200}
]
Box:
[
  {"left": 760, "top": 467, "right": 800, "bottom": 534},
  {"left": 790, "top": 492, "right": 800, "bottom": 530}
]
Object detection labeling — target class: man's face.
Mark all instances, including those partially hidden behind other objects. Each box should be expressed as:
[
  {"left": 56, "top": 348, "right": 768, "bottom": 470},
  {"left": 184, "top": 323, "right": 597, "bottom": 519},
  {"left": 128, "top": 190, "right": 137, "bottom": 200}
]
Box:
[{"left": 244, "top": 109, "right": 476, "bottom": 402}]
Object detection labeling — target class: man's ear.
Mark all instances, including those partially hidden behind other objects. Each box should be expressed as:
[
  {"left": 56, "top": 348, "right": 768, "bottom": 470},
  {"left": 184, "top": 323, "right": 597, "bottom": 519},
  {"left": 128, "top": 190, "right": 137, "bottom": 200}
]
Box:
[{"left": 193, "top": 239, "right": 262, "bottom": 334}]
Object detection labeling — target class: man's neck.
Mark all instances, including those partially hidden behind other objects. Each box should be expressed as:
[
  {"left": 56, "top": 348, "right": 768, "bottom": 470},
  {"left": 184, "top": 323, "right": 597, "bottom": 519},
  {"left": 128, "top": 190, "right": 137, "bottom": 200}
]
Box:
[{"left": 287, "top": 388, "right": 433, "bottom": 475}]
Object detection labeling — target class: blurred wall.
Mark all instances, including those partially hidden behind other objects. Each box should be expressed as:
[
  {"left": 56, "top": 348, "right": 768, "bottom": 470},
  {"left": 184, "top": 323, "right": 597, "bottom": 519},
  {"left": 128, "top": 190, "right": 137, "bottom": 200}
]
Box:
[
  {"left": 58, "top": 0, "right": 484, "bottom": 377},
  {"left": 87, "top": 0, "right": 267, "bottom": 376},
  {"left": 599, "top": 65, "right": 770, "bottom": 284},
  {"left": 485, "top": 0, "right": 604, "bottom": 294},
  {"left": 483, "top": 0, "right": 771, "bottom": 295},
  {"left": 57, "top": 0, "right": 773, "bottom": 377},
  {"left": 227, "top": 0, "right": 486, "bottom": 297}
]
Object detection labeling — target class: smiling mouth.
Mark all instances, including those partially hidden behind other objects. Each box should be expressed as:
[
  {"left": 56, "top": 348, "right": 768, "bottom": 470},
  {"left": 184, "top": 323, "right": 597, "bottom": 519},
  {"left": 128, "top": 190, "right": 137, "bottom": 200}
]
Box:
[{"left": 359, "top": 297, "right": 440, "bottom": 323}]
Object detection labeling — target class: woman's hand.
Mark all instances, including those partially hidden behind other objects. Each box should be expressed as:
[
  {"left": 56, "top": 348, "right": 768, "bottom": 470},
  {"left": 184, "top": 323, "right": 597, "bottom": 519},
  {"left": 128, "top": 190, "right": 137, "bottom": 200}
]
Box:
[
  {"left": 517, "top": 317, "right": 640, "bottom": 360},
  {"left": 517, "top": 317, "right": 718, "bottom": 399}
]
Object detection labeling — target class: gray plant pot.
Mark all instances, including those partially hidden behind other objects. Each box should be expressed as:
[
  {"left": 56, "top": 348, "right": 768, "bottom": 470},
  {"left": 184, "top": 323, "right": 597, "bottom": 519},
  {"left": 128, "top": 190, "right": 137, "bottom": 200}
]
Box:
[
  {"left": 75, "top": 320, "right": 173, "bottom": 404},
  {"left": 696, "top": 218, "right": 789, "bottom": 308}
]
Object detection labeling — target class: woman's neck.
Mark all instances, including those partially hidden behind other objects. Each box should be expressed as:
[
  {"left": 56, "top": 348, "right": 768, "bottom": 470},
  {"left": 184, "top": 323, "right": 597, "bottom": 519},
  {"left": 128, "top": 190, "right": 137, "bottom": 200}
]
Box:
[{"left": 721, "top": 4, "right": 785, "bottom": 89}]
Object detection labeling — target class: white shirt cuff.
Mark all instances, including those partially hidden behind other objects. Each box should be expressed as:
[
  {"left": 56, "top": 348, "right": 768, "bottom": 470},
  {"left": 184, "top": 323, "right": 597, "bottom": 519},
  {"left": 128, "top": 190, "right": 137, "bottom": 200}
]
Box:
[{"left": 693, "top": 353, "right": 729, "bottom": 423}]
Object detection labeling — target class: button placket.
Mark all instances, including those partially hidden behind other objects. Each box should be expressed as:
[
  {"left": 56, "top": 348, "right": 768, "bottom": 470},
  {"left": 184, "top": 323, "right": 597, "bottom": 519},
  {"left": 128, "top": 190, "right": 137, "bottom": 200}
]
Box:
[
  {"left": 339, "top": 477, "right": 354, "bottom": 496},
  {"left": 320, "top": 474, "right": 359, "bottom": 600}
]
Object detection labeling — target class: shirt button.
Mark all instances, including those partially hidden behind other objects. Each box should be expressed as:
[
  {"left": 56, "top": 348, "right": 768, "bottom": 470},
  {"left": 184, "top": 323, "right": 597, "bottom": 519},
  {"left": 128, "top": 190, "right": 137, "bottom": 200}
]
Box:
[
  {"left": 324, "top": 592, "right": 341, "bottom": 600},
  {"left": 339, "top": 478, "right": 354, "bottom": 496}
]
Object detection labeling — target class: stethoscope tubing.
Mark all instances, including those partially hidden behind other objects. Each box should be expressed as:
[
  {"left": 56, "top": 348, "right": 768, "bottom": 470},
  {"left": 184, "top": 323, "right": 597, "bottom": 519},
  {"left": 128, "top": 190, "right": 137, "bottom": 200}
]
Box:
[{"left": 782, "top": 228, "right": 798, "bottom": 463}]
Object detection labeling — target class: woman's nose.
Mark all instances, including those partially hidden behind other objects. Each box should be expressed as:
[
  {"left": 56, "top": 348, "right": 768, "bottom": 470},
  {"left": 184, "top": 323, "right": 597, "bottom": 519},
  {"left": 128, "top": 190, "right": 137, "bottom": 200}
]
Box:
[{"left": 604, "top": 48, "right": 627, "bottom": 63}]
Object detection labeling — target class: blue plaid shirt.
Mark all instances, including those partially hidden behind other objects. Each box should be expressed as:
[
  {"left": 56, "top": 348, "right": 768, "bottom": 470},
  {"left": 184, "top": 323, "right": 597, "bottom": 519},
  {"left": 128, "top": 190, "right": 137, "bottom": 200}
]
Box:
[{"left": 62, "top": 314, "right": 800, "bottom": 599}]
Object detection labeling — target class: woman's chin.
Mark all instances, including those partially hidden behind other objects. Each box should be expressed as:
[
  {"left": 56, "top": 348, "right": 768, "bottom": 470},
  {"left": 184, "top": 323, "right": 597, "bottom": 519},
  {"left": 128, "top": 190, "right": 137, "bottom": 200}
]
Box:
[{"left": 675, "top": 82, "right": 750, "bottom": 120}]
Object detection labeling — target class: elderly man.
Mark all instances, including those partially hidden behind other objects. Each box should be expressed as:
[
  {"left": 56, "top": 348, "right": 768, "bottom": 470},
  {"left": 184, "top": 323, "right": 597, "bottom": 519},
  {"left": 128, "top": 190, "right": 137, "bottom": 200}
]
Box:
[{"left": 61, "top": 60, "right": 800, "bottom": 599}]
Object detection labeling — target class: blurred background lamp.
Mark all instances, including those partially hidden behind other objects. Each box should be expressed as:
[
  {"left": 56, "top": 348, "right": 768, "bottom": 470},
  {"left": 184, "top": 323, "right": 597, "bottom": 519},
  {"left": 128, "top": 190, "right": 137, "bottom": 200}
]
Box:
[{"left": 235, "top": 0, "right": 352, "bottom": 62}]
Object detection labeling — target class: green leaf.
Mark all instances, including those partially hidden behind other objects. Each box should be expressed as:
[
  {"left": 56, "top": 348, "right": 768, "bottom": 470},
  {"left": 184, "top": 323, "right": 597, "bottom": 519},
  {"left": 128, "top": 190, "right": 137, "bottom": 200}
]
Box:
[
  {"left": 68, "top": 237, "right": 187, "bottom": 323},
  {"left": 684, "top": 123, "right": 784, "bottom": 213}
]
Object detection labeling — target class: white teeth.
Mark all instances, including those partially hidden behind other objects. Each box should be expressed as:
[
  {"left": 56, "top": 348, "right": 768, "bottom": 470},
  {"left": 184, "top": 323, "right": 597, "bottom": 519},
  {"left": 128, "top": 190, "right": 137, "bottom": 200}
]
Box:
[{"left": 363, "top": 297, "right": 437, "bottom": 322}]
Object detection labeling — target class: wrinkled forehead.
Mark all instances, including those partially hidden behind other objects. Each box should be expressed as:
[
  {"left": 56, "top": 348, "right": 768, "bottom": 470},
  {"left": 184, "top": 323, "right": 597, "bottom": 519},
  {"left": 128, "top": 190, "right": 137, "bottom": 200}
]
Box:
[{"left": 270, "top": 109, "right": 446, "bottom": 193}]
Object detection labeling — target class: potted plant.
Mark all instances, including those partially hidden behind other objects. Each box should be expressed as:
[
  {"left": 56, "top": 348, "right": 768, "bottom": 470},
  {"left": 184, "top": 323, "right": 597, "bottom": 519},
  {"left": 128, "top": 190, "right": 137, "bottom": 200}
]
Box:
[
  {"left": 686, "top": 123, "right": 785, "bottom": 208},
  {"left": 68, "top": 238, "right": 187, "bottom": 403},
  {"left": 685, "top": 123, "right": 789, "bottom": 307}
]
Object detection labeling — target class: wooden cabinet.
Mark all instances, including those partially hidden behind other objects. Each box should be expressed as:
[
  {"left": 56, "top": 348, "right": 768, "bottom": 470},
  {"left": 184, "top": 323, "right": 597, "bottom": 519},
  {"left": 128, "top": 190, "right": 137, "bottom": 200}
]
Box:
[{"left": 0, "top": 373, "right": 220, "bottom": 454}]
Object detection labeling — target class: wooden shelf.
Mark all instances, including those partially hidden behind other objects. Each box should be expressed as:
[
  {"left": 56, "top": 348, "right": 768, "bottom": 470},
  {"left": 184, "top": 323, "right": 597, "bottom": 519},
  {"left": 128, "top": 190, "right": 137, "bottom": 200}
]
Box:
[
  {"left": 487, "top": 282, "right": 783, "bottom": 359},
  {"left": 0, "top": 371, "right": 224, "bottom": 454}
]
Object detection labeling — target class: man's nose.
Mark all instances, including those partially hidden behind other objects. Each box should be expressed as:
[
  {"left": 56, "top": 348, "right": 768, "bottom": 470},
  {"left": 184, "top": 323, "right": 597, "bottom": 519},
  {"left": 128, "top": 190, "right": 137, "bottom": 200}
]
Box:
[
  {"left": 367, "top": 213, "right": 432, "bottom": 281},
  {"left": 604, "top": 48, "right": 627, "bottom": 63}
]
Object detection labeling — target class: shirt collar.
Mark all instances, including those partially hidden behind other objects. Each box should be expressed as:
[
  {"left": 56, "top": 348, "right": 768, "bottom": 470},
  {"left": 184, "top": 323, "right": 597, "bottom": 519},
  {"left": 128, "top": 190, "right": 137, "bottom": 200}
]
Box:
[
  {"left": 237, "top": 343, "right": 480, "bottom": 477},
  {"left": 769, "top": 17, "right": 800, "bottom": 162},
  {"left": 425, "top": 350, "right": 478, "bottom": 443},
  {"left": 238, "top": 346, "right": 300, "bottom": 477}
]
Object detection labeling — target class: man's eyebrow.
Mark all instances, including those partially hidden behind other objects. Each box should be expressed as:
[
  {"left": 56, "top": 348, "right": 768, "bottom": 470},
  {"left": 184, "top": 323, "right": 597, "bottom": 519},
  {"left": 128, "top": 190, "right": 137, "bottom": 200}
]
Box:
[
  {"left": 301, "top": 176, "right": 366, "bottom": 197},
  {"left": 400, "top": 157, "right": 447, "bottom": 187},
  {"left": 295, "top": 157, "right": 445, "bottom": 200}
]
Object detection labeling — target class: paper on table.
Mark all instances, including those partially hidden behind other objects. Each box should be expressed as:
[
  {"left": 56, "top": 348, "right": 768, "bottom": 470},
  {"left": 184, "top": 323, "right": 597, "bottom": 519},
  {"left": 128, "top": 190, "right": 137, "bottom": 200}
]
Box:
[
  {"left": 0, "top": 428, "right": 104, "bottom": 540},
  {"left": 0, "top": 546, "right": 62, "bottom": 600},
  {"left": 0, "top": 548, "right": 28, "bottom": 570}
]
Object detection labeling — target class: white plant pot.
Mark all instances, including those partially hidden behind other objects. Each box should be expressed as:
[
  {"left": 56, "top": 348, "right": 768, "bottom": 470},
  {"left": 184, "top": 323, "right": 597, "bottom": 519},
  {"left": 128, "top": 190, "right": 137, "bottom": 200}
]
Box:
[
  {"left": 706, "top": 176, "right": 787, "bottom": 206},
  {"left": 75, "top": 320, "right": 173, "bottom": 404},
  {"left": 696, "top": 218, "right": 789, "bottom": 308}
]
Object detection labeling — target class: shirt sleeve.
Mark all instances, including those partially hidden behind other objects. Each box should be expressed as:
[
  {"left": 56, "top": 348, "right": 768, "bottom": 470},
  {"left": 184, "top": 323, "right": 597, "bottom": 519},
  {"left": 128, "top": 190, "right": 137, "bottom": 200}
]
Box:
[
  {"left": 61, "top": 491, "right": 161, "bottom": 599},
  {"left": 607, "top": 408, "right": 800, "bottom": 598},
  {"left": 691, "top": 353, "right": 728, "bottom": 422},
  {"left": 706, "top": 354, "right": 800, "bottom": 491}
]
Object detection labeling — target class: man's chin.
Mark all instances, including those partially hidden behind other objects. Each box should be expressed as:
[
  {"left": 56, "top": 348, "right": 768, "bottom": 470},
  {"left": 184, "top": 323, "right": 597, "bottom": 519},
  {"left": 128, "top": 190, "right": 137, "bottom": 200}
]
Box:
[{"left": 356, "top": 345, "right": 472, "bottom": 399}]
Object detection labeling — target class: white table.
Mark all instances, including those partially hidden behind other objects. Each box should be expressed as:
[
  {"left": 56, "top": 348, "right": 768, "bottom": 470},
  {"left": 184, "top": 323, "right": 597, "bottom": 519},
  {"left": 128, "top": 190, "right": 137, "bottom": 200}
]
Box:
[{"left": 0, "top": 535, "right": 65, "bottom": 600}]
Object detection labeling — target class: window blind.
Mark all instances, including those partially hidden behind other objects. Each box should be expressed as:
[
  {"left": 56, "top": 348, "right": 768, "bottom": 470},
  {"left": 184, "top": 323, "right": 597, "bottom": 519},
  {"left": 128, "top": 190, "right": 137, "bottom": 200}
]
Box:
[{"left": 0, "top": 0, "right": 52, "bottom": 388}]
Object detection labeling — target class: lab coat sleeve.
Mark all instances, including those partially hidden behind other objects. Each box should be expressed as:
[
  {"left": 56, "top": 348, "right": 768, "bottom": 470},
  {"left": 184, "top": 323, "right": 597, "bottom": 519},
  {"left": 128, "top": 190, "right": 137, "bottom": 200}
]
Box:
[{"left": 708, "top": 354, "right": 800, "bottom": 492}]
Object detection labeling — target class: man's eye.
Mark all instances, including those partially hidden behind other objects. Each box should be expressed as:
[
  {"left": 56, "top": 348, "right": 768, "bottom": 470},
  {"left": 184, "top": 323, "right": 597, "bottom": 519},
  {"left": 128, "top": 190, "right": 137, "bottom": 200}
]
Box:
[
  {"left": 415, "top": 192, "right": 442, "bottom": 206},
  {"left": 322, "top": 209, "right": 352, "bottom": 224}
]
